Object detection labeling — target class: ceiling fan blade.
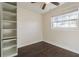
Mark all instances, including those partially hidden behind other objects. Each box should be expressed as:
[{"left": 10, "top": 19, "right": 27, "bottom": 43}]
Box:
[
  {"left": 42, "top": 3, "right": 46, "bottom": 10},
  {"left": 31, "top": 2, "right": 36, "bottom": 3},
  {"left": 51, "top": 2, "right": 59, "bottom": 6}
]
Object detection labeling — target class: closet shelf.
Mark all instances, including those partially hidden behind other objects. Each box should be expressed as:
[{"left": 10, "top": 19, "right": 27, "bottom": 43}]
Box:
[
  {"left": 3, "top": 3, "right": 16, "bottom": 8},
  {"left": 3, "top": 47, "right": 17, "bottom": 57},
  {"left": 3, "top": 39, "right": 16, "bottom": 43},
  {"left": 8, "top": 53, "right": 17, "bottom": 57},
  {"left": 6, "top": 2, "right": 17, "bottom": 6},
  {"left": 3, "top": 45, "right": 16, "bottom": 51},
  {"left": 1, "top": 20, "right": 16, "bottom": 23},
  {"left": 3, "top": 20, "right": 16, "bottom": 23},
  {"left": 3, "top": 3, "right": 16, "bottom": 12},
  {"left": 3, "top": 11, "right": 16, "bottom": 16},
  {"left": 2, "top": 29, "right": 16, "bottom": 30},
  {"left": 3, "top": 36, "right": 16, "bottom": 39}
]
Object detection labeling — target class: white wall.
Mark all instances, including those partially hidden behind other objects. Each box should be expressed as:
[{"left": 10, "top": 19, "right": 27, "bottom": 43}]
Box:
[
  {"left": 17, "top": 2, "right": 43, "bottom": 48},
  {"left": 43, "top": 2, "right": 79, "bottom": 54},
  {"left": 17, "top": 2, "right": 79, "bottom": 54}
]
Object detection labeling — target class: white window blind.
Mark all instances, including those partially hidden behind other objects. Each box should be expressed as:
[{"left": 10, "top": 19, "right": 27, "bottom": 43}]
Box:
[{"left": 51, "top": 9, "right": 79, "bottom": 28}]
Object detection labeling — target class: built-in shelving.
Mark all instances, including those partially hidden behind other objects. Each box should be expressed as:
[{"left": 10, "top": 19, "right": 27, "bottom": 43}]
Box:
[
  {"left": 3, "top": 21, "right": 16, "bottom": 29},
  {"left": 0, "top": 2, "right": 17, "bottom": 57},
  {"left": 3, "top": 11, "right": 16, "bottom": 16},
  {"left": 3, "top": 45, "right": 16, "bottom": 50},
  {"left": 3, "top": 39, "right": 16, "bottom": 42},
  {"left": 3, "top": 20, "right": 16, "bottom": 23},
  {"left": 3, "top": 47, "right": 17, "bottom": 57},
  {"left": 3, "top": 36, "right": 16, "bottom": 40},
  {"left": 8, "top": 53, "right": 17, "bottom": 57},
  {"left": 3, "top": 3, "right": 16, "bottom": 13},
  {"left": 3, "top": 40, "right": 16, "bottom": 48},
  {"left": 6, "top": 2, "right": 17, "bottom": 6}
]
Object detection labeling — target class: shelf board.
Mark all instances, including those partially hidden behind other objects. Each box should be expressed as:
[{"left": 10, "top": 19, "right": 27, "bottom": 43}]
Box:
[
  {"left": 3, "top": 11, "right": 16, "bottom": 16},
  {"left": 3, "top": 20, "right": 16, "bottom": 23},
  {"left": 1, "top": 20, "right": 16, "bottom": 23},
  {"left": 6, "top": 2, "right": 17, "bottom": 5},
  {"left": 3, "top": 50, "right": 17, "bottom": 57},
  {"left": 3, "top": 3, "right": 16, "bottom": 8},
  {"left": 3, "top": 39, "right": 16, "bottom": 43},
  {"left": 8, "top": 53, "right": 17, "bottom": 57},
  {"left": 3, "top": 45, "right": 16, "bottom": 51},
  {"left": 3, "top": 3, "right": 16, "bottom": 11},
  {"left": 3, "top": 36, "right": 16, "bottom": 39},
  {"left": 3, "top": 53, "right": 17, "bottom": 57},
  {"left": 3, "top": 29, "right": 16, "bottom": 30}
]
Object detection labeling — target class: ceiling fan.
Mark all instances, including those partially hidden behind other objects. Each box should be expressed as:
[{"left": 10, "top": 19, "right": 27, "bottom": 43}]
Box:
[{"left": 31, "top": 2, "right": 60, "bottom": 10}]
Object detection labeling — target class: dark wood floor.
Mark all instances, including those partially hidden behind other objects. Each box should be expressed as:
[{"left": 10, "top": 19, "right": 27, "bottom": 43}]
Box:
[{"left": 17, "top": 41, "right": 79, "bottom": 57}]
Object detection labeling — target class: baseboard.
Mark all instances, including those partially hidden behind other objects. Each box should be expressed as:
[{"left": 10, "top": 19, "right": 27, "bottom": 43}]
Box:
[
  {"left": 18, "top": 41, "right": 44, "bottom": 48},
  {"left": 44, "top": 40, "right": 79, "bottom": 54},
  {"left": 18, "top": 40, "right": 79, "bottom": 54}
]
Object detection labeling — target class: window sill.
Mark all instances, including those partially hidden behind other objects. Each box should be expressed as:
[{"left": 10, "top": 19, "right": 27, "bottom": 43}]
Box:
[{"left": 51, "top": 27, "right": 79, "bottom": 31}]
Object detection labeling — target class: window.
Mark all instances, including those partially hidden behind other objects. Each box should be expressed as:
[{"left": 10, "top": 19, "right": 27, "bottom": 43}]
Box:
[{"left": 51, "top": 10, "right": 79, "bottom": 28}]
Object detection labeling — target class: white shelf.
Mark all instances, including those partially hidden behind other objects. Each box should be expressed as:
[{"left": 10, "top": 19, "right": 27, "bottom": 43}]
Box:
[
  {"left": 3, "top": 39, "right": 16, "bottom": 43},
  {"left": 3, "top": 3, "right": 16, "bottom": 12},
  {"left": 3, "top": 20, "right": 16, "bottom": 23},
  {"left": 3, "top": 29, "right": 16, "bottom": 39},
  {"left": 3, "top": 15, "right": 16, "bottom": 21},
  {"left": 3, "top": 27, "right": 16, "bottom": 29},
  {"left": 3, "top": 45, "right": 16, "bottom": 51},
  {"left": 9, "top": 53, "right": 17, "bottom": 57},
  {"left": 3, "top": 29, "right": 16, "bottom": 30},
  {"left": 3, "top": 11, "right": 16, "bottom": 16},
  {"left": 3, "top": 3, "right": 16, "bottom": 9},
  {"left": 3, "top": 47, "right": 17, "bottom": 57},
  {"left": 3, "top": 21, "right": 16, "bottom": 29},
  {"left": 3, "top": 36, "right": 16, "bottom": 39},
  {"left": 3, "top": 40, "right": 16, "bottom": 49},
  {"left": 6, "top": 2, "right": 16, "bottom": 6},
  {"left": 3, "top": 53, "right": 17, "bottom": 57}
]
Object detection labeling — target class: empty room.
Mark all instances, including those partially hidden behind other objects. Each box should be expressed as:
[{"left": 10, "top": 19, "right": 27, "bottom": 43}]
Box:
[{"left": 0, "top": 2, "right": 79, "bottom": 57}]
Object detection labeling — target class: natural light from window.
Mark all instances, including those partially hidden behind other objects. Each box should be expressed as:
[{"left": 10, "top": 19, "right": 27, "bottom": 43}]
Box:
[{"left": 51, "top": 10, "right": 79, "bottom": 29}]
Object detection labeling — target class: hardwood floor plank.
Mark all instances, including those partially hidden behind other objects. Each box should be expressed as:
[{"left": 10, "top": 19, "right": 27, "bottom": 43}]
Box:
[{"left": 17, "top": 41, "right": 79, "bottom": 57}]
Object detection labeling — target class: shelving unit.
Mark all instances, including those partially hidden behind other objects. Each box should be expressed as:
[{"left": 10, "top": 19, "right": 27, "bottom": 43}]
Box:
[
  {"left": 0, "top": 2, "right": 17, "bottom": 57},
  {"left": 3, "top": 47, "right": 17, "bottom": 57}
]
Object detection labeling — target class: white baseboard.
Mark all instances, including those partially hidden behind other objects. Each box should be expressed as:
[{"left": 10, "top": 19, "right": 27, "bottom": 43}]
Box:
[
  {"left": 44, "top": 40, "right": 79, "bottom": 54},
  {"left": 18, "top": 39, "right": 79, "bottom": 54},
  {"left": 18, "top": 40, "right": 43, "bottom": 48}
]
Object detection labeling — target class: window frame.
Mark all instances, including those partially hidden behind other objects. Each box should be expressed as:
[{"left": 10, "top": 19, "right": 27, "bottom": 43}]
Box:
[{"left": 51, "top": 8, "right": 79, "bottom": 30}]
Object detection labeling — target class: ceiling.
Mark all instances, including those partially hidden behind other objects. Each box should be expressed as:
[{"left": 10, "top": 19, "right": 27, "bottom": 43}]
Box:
[{"left": 25, "top": 2, "right": 65, "bottom": 14}]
